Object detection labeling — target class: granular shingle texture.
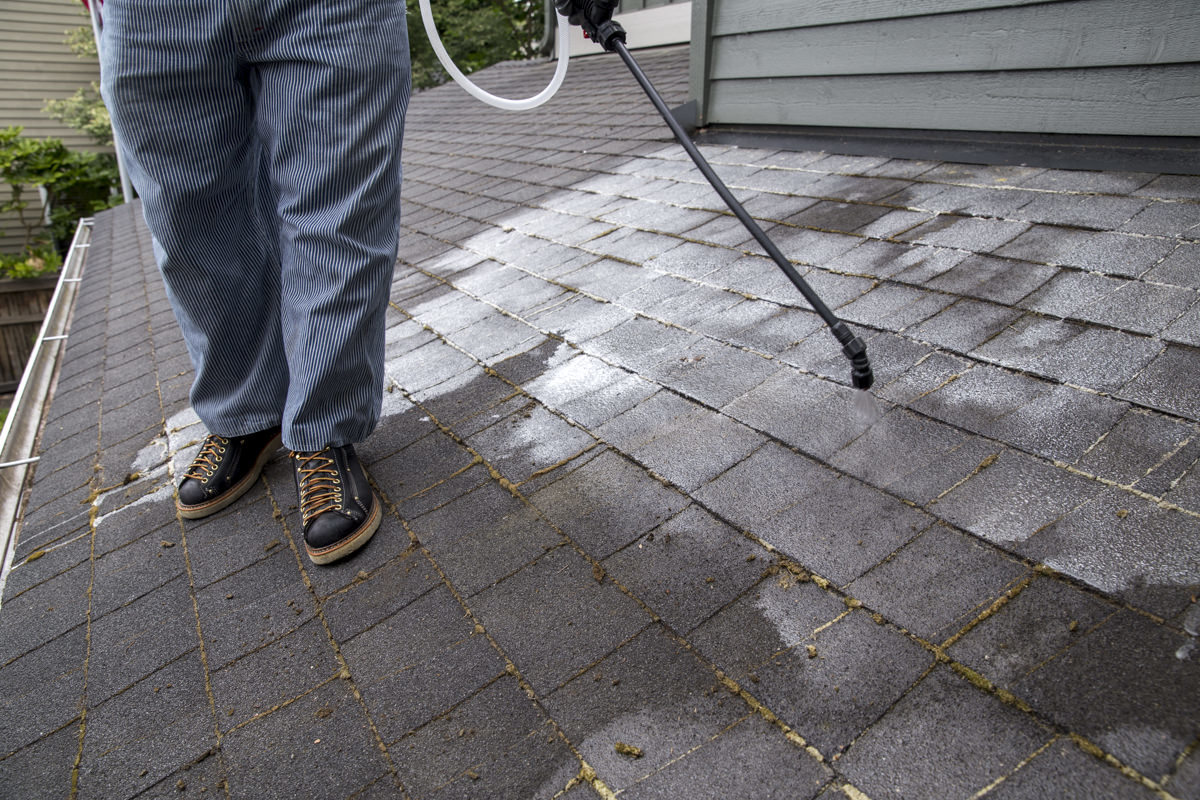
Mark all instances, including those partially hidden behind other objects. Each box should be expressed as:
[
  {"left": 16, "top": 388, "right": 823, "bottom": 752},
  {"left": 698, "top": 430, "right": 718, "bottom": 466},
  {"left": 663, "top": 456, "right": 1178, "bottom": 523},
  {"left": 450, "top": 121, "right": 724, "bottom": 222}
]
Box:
[{"left": 2, "top": 45, "right": 1197, "bottom": 800}]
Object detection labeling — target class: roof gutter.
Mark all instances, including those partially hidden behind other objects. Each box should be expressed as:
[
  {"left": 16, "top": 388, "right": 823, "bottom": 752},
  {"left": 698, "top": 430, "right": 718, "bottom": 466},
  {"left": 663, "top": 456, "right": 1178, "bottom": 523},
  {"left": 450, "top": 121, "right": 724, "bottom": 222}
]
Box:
[{"left": 0, "top": 217, "right": 92, "bottom": 603}]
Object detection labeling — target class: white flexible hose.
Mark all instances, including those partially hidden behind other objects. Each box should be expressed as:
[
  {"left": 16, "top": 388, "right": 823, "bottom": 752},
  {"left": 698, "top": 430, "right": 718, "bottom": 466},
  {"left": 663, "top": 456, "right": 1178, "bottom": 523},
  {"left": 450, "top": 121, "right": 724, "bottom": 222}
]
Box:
[{"left": 418, "top": 1, "right": 571, "bottom": 110}]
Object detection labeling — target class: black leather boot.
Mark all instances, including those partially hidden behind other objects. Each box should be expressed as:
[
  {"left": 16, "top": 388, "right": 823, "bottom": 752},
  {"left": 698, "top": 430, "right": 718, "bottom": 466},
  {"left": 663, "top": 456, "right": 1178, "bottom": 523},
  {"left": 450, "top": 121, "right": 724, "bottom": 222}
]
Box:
[
  {"left": 292, "top": 444, "right": 381, "bottom": 565},
  {"left": 177, "top": 428, "right": 283, "bottom": 519}
]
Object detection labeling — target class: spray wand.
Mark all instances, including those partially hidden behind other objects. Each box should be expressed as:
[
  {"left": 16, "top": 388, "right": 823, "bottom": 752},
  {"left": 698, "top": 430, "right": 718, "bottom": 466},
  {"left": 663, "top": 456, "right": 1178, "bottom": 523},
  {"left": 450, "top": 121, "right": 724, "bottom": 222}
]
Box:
[
  {"left": 420, "top": 0, "right": 874, "bottom": 391},
  {"left": 575, "top": 11, "right": 873, "bottom": 390}
]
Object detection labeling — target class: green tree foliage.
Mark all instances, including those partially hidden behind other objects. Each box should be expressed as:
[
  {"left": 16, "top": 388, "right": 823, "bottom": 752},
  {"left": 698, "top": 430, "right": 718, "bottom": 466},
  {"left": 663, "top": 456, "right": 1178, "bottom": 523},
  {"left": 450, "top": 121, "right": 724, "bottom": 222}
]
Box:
[
  {"left": 0, "top": 127, "right": 118, "bottom": 272},
  {"left": 64, "top": 24, "right": 98, "bottom": 59},
  {"left": 407, "top": 0, "right": 545, "bottom": 90},
  {"left": 43, "top": 83, "right": 113, "bottom": 148},
  {"left": 43, "top": 23, "right": 113, "bottom": 148},
  {"left": 9, "top": 19, "right": 119, "bottom": 276}
]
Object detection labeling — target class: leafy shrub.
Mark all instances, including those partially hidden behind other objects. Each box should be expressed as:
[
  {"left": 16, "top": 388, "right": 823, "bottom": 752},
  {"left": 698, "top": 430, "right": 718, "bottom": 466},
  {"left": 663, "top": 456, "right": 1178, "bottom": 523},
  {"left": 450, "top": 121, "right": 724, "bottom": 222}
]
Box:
[
  {"left": 0, "top": 126, "right": 119, "bottom": 260},
  {"left": 44, "top": 83, "right": 113, "bottom": 148},
  {"left": 0, "top": 246, "right": 61, "bottom": 280}
]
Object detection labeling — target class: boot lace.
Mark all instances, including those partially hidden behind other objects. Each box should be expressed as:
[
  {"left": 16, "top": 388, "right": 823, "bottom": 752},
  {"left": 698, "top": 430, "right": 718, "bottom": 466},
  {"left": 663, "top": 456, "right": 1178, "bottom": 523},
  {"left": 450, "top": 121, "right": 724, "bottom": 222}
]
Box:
[
  {"left": 293, "top": 449, "right": 342, "bottom": 525},
  {"left": 183, "top": 435, "right": 228, "bottom": 482}
]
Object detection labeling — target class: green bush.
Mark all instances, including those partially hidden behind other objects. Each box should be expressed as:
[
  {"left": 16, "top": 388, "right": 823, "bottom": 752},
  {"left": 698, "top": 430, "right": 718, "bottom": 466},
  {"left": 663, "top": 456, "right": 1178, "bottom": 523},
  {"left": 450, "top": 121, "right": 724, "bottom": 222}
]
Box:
[
  {"left": 44, "top": 24, "right": 113, "bottom": 149},
  {"left": 0, "top": 126, "right": 119, "bottom": 260},
  {"left": 0, "top": 246, "right": 61, "bottom": 280},
  {"left": 44, "top": 83, "right": 113, "bottom": 149}
]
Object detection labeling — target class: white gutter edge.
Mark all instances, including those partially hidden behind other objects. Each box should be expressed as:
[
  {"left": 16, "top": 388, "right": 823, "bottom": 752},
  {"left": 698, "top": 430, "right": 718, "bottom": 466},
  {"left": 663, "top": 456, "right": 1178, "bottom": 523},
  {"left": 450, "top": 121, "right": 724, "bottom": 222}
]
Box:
[{"left": 0, "top": 217, "right": 93, "bottom": 605}]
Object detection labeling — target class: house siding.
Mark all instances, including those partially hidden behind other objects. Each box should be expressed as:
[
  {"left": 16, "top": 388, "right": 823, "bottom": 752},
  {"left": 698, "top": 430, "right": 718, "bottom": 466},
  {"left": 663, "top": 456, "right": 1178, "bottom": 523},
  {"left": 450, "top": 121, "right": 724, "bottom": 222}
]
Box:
[
  {"left": 691, "top": 0, "right": 1200, "bottom": 136},
  {"left": 569, "top": 0, "right": 691, "bottom": 57},
  {"left": 620, "top": 0, "right": 683, "bottom": 12},
  {"left": 1, "top": 0, "right": 104, "bottom": 255}
]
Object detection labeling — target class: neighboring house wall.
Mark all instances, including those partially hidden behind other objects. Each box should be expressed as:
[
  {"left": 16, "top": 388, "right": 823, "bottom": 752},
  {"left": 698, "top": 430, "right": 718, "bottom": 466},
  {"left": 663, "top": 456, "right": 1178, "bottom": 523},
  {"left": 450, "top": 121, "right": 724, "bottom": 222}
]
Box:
[
  {"left": 689, "top": 0, "right": 1200, "bottom": 137},
  {"left": 1, "top": 0, "right": 103, "bottom": 255},
  {"left": 568, "top": 0, "right": 691, "bottom": 57},
  {"left": 620, "top": 0, "right": 682, "bottom": 10}
]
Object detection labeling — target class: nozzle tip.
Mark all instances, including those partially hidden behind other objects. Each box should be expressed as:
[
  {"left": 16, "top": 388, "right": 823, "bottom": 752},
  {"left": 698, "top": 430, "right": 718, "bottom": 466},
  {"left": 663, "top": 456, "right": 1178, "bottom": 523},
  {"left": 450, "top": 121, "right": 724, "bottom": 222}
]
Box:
[
  {"left": 851, "top": 362, "right": 874, "bottom": 391},
  {"left": 836, "top": 329, "right": 873, "bottom": 390}
]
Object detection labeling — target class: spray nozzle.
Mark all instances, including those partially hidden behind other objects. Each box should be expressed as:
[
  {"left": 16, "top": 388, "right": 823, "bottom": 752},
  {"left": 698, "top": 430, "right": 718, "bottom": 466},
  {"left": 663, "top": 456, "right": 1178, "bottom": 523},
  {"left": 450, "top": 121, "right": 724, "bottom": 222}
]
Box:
[
  {"left": 849, "top": 350, "right": 874, "bottom": 391},
  {"left": 830, "top": 322, "right": 874, "bottom": 391}
]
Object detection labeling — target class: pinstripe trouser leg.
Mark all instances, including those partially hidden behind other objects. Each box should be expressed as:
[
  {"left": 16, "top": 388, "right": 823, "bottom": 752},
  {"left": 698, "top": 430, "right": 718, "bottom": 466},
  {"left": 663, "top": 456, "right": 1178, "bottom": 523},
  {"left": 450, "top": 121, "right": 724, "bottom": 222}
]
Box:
[{"left": 99, "top": 0, "right": 410, "bottom": 451}]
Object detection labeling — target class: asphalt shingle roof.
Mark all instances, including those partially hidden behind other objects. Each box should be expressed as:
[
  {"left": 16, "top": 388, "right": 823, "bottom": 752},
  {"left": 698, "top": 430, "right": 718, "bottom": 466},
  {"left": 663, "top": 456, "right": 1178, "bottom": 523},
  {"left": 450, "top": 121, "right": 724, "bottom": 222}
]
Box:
[{"left": 3, "top": 45, "right": 1199, "bottom": 799}]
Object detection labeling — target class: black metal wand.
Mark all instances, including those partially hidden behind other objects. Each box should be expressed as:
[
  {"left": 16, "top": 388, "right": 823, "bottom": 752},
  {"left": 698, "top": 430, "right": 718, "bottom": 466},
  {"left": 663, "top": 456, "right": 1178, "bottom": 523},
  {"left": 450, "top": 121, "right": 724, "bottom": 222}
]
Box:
[{"left": 589, "top": 20, "right": 873, "bottom": 390}]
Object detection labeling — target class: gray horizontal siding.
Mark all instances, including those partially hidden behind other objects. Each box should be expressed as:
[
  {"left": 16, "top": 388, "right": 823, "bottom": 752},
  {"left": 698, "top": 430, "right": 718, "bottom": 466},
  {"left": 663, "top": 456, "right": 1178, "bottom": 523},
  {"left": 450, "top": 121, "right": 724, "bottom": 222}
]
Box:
[
  {"left": 2, "top": 0, "right": 106, "bottom": 253},
  {"left": 711, "top": 0, "right": 1200, "bottom": 79},
  {"left": 707, "top": 63, "right": 1200, "bottom": 136},
  {"left": 0, "top": 188, "right": 49, "bottom": 257},
  {"left": 712, "top": 0, "right": 1049, "bottom": 36},
  {"left": 0, "top": 0, "right": 100, "bottom": 146},
  {"left": 620, "top": 0, "right": 685, "bottom": 11},
  {"left": 0, "top": 52, "right": 97, "bottom": 69},
  {"left": 698, "top": 0, "right": 1200, "bottom": 136}
]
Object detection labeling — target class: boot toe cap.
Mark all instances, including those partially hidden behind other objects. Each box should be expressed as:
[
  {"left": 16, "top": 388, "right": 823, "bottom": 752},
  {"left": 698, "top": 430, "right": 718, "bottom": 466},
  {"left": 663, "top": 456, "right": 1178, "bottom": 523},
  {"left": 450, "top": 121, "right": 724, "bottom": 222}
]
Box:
[{"left": 177, "top": 477, "right": 210, "bottom": 507}]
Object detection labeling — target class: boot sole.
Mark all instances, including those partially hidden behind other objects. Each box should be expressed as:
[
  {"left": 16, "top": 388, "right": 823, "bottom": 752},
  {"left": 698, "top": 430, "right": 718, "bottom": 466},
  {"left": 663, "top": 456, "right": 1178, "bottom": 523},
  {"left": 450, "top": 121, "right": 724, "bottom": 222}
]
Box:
[
  {"left": 305, "top": 493, "right": 382, "bottom": 565},
  {"left": 176, "top": 432, "right": 283, "bottom": 520}
]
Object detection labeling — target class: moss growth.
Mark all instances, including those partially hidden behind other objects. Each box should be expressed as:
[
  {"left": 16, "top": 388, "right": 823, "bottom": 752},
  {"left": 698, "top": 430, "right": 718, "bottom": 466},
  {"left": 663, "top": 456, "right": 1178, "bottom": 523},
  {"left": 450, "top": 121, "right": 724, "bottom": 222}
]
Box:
[{"left": 614, "top": 741, "right": 643, "bottom": 759}]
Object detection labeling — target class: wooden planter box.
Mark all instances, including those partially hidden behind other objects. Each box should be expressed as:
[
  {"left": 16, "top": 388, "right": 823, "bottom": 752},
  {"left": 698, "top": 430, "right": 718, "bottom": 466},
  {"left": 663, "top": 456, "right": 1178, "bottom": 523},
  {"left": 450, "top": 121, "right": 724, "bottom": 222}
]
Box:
[{"left": 0, "top": 276, "right": 58, "bottom": 394}]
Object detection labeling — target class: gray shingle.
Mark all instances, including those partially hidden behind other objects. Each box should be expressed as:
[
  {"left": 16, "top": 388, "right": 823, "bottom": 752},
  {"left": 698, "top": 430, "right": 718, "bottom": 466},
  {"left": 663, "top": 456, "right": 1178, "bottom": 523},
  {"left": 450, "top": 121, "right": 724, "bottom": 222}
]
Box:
[
  {"left": 471, "top": 547, "right": 650, "bottom": 694},
  {"left": 907, "top": 297, "right": 1022, "bottom": 352},
  {"left": 1120, "top": 199, "right": 1200, "bottom": 236},
  {"left": 542, "top": 625, "right": 749, "bottom": 792},
  {"left": 898, "top": 215, "right": 1030, "bottom": 252},
  {"left": 837, "top": 667, "right": 1050, "bottom": 800},
  {"left": 931, "top": 449, "right": 1102, "bottom": 547},
  {"left": 1009, "top": 610, "right": 1200, "bottom": 779},
  {"left": 1121, "top": 344, "right": 1200, "bottom": 420},
  {"left": 1144, "top": 241, "right": 1200, "bottom": 289},
  {"left": 846, "top": 524, "right": 1029, "bottom": 643},
  {"left": 1020, "top": 488, "right": 1200, "bottom": 618}
]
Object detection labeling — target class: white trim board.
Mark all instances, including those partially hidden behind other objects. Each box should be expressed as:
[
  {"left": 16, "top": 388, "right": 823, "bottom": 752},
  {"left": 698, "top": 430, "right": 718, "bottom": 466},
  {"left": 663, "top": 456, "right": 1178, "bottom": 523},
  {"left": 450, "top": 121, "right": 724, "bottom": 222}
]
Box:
[{"left": 562, "top": 2, "right": 692, "bottom": 57}]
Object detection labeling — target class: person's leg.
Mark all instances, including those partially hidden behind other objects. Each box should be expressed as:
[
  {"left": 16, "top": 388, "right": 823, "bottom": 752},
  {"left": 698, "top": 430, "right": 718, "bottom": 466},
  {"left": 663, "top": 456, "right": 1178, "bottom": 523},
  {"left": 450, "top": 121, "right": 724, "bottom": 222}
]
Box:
[
  {"left": 99, "top": 0, "right": 287, "bottom": 515},
  {"left": 100, "top": 0, "right": 289, "bottom": 435},
  {"left": 253, "top": 0, "right": 411, "bottom": 453},
  {"left": 250, "top": 0, "right": 410, "bottom": 562}
]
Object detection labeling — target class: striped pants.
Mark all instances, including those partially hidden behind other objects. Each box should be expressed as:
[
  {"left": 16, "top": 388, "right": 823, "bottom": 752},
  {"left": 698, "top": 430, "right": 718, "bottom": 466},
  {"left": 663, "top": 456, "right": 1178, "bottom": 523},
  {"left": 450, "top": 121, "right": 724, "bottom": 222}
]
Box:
[{"left": 99, "top": 0, "right": 410, "bottom": 451}]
